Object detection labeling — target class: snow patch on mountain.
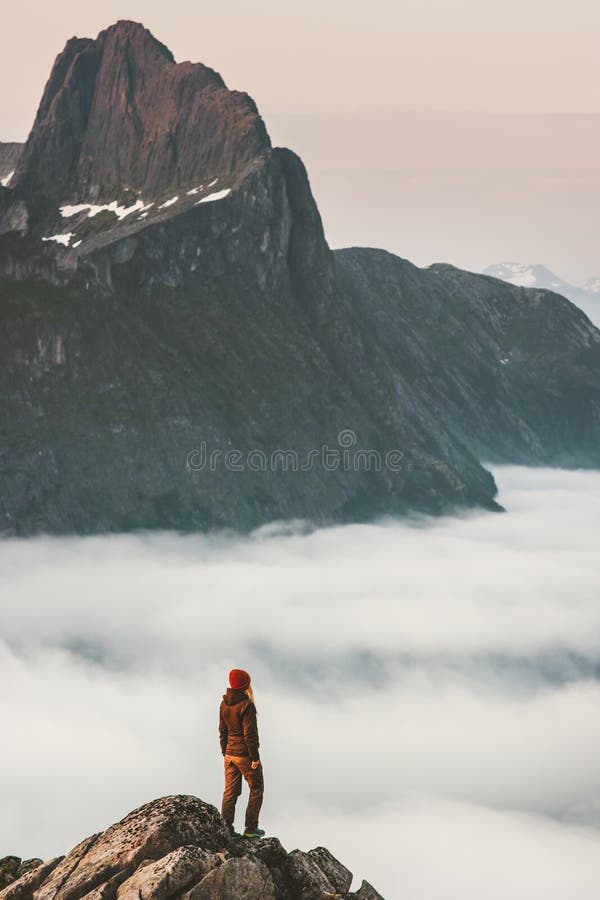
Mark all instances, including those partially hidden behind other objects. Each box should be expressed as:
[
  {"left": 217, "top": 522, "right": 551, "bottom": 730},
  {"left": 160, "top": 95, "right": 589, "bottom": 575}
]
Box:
[
  {"left": 42, "top": 232, "right": 74, "bottom": 246},
  {"left": 196, "top": 188, "right": 231, "bottom": 205},
  {"left": 60, "top": 200, "right": 152, "bottom": 220},
  {"left": 158, "top": 195, "right": 179, "bottom": 209}
]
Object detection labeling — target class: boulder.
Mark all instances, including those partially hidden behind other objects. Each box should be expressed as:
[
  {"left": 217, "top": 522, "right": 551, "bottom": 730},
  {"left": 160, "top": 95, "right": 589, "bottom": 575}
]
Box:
[
  {"left": 307, "top": 849, "right": 352, "bottom": 894},
  {"left": 0, "top": 860, "right": 21, "bottom": 890},
  {"left": 117, "top": 846, "right": 221, "bottom": 900},
  {"left": 185, "top": 857, "right": 275, "bottom": 900},
  {"left": 231, "top": 837, "right": 290, "bottom": 898},
  {"left": 284, "top": 849, "right": 340, "bottom": 899},
  {"left": 232, "top": 836, "right": 288, "bottom": 869},
  {"left": 0, "top": 859, "right": 62, "bottom": 900},
  {"left": 32, "top": 797, "right": 229, "bottom": 900},
  {"left": 15, "top": 865, "right": 42, "bottom": 881}
]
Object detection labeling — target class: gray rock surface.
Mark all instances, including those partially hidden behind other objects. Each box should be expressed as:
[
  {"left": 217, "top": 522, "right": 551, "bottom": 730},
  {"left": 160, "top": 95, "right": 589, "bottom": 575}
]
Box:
[
  {"left": 0, "top": 796, "right": 385, "bottom": 900},
  {"left": 186, "top": 857, "right": 275, "bottom": 899},
  {"left": 285, "top": 850, "right": 339, "bottom": 898},
  {"left": 306, "top": 849, "right": 352, "bottom": 894},
  {"left": 116, "top": 847, "right": 222, "bottom": 900}
]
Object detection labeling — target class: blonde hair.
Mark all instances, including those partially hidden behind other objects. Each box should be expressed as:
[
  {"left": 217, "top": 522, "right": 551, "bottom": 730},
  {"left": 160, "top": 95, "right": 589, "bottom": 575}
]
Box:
[{"left": 245, "top": 685, "right": 255, "bottom": 705}]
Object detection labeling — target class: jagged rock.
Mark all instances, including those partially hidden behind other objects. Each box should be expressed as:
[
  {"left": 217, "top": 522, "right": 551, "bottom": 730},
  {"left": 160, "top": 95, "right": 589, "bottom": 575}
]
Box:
[
  {"left": 0, "top": 797, "right": 384, "bottom": 900},
  {"left": 306, "top": 849, "right": 352, "bottom": 894},
  {"left": 117, "top": 846, "right": 222, "bottom": 900},
  {"left": 231, "top": 837, "right": 290, "bottom": 898},
  {"left": 185, "top": 857, "right": 275, "bottom": 899},
  {"left": 15, "top": 865, "right": 42, "bottom": 880},
  {"left": 0, "top": 860, "right": 41, "bottom": 893},
  {"left": 0, "top": 860, "right": 21, "bottom": 890},
  {"left": 349, "top": 881, "right": 384, "bottom": 899},
  {"left": 285, "top": 849, "right": 340, "bottom": 899},
  {"left": 232, "top": 837, "right": 288, "bottom": 870},
  {"left": 0, "top": 859, "right": 62, "bottom": 900},
  {"left": 33, "top": 798, "right": 229, "bottom": 900},
  {"left": 32, "top": 834, "right": 105, "bottom": 900},
  {"left": 77, "top": 867, "right": 133, "bottom": 900}
]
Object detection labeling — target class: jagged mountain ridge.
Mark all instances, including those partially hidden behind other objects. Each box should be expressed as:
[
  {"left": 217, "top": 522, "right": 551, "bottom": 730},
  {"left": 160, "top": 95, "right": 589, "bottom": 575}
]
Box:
[
  {"left": 1, "top": 21, "right": 600, "bottom": 535},
  {"left": 0, "top": 795, "right": 385, "bottom": 899}
]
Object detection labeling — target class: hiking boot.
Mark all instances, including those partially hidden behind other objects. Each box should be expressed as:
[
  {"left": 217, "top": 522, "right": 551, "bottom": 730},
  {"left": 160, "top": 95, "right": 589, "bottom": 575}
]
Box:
[{"left": 243, "top": 827, "right": 265, "bottom": 838}]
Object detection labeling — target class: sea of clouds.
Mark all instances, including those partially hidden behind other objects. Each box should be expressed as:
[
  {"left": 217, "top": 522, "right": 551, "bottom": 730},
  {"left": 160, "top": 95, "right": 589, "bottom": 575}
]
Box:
[{"left": 1, "top": 465, "right": 600, "bottom": 898}]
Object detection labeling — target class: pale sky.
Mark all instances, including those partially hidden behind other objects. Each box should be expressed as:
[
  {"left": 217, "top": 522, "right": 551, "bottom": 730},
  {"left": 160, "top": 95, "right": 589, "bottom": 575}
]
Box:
[{"left": 1, "top": 0, "right": 599, "bottom": 281}]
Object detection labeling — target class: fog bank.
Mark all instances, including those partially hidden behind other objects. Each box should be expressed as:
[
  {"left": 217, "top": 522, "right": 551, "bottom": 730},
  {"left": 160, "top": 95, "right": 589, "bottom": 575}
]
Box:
[{"left": 1, "top": 466, "right": 599, "bottom": 898}]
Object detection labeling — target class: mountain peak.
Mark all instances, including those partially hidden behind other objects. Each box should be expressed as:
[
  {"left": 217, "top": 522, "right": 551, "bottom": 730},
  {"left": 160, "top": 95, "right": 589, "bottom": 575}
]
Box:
[
  {"left": 97, "top": 19, "right": 176, "bottom": 63},
  {"left": 12, "top": 22, "right": 269, "bottom": 207}
]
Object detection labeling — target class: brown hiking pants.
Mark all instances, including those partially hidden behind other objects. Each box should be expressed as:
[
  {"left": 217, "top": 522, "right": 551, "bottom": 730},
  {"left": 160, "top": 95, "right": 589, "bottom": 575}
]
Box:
[{"left": 221, "top": 754, "right": 264, "bottom": 832}]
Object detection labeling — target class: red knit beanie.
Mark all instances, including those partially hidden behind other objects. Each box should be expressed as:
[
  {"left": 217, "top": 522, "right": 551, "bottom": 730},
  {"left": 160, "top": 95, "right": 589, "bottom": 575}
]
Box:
[{"left": 229, "top": 668, "right": 251, "bottom": 690}]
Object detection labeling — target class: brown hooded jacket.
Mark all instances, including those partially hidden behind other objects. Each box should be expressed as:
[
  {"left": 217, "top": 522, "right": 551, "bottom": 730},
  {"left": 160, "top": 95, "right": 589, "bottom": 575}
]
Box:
[{"left": 219, "top": 688, "right": 260, "bottom": 761}]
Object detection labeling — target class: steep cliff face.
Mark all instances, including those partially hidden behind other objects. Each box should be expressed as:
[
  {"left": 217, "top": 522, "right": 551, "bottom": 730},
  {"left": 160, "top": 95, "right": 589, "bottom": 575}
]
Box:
[
  {"left": 0, "top": 795, "right": 385, "bottom": 900},
  {"left": 12, "top": 21, "right": 270, "bottom": 205},
  {"left": 0, "top": 144, "right": 21, "bottom": 185},
  {"left": 1, "top": 20, "right": 272, "bottom": 286},
  {"left": 0, "top": 21, "right": 599, "bottom": 535}
]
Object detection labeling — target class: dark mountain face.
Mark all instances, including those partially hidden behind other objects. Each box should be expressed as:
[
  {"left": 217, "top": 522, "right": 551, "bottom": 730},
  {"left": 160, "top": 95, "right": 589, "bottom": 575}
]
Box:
[
  {"left": 0, "top": 22, "right": 599, "bottom": 535},
  {"left": 335, "top": 249, "right": 600, "bottom": 468},
  {"left": 0, "top": 143, "right": 22, "bottom": 184}
]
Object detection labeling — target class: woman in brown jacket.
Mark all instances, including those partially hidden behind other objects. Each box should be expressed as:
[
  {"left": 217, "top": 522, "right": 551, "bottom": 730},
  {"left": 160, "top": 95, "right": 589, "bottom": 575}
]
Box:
[{"left": 219, "top": 668, "right": 265, "bottom": 838}]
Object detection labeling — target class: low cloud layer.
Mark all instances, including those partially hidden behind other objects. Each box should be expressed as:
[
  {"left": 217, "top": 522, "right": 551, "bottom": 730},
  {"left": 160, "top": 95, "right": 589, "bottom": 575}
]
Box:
[{"left": 1, "top": 466, "right": 600, "bottom": 898}]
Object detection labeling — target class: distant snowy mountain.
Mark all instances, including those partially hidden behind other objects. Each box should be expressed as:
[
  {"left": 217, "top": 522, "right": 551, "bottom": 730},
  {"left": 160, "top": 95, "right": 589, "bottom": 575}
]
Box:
[
  {"left": 484, "top": 263, "right": 600, "bottom": 325},
  {"left": 583, "top": 277, "right": 600, "bottom": 296}
]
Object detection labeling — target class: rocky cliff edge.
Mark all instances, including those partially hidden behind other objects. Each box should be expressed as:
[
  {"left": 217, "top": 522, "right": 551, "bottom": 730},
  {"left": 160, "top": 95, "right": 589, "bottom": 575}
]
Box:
[{"left": 0, "top": 796, "right": 384, "bottom": 900}]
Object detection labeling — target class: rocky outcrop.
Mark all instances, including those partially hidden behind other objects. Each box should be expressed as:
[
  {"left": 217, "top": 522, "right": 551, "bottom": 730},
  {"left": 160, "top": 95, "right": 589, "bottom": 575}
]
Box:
[
  {"left": 0, "top": 859, "right": 45, "bottom": 892},
  {"left": 1, "top": 21, "right": 599, "bottom": 534},
  {"left": 0, "top": 796, "right": 384, "bottom": 900}
]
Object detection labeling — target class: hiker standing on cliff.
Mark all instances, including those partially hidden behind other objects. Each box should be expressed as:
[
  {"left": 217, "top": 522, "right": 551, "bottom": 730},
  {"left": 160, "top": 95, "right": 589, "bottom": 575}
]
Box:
[{"left": 219, "top": 669, "right": 265, "bottom": 839}]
